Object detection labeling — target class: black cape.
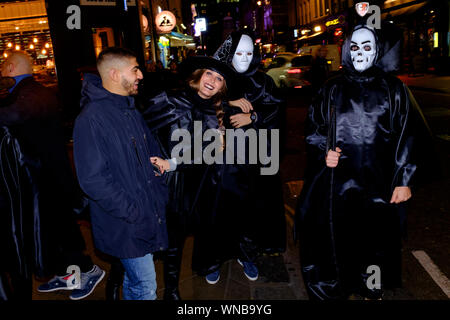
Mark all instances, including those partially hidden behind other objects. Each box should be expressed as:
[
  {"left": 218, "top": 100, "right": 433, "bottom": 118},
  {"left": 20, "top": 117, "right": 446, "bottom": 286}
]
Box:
[{"left": 295, "top": 24, "right": 435, "bottom": 299}]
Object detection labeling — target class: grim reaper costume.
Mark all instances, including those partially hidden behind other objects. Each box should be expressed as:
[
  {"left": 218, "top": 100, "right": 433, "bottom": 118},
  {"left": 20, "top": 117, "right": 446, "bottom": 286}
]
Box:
[
  {"left": 295, "top": 23, "right": 433, "bottom": 300},
  {"left": 213, "top": 30, "right": 287, "bottom": 255}
]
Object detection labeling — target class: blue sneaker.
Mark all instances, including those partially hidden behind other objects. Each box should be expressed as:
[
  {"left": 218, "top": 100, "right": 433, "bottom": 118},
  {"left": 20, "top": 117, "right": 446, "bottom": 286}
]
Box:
[
  {"left": 205, "top": 270, "right": 220, "bottom": 285},
  {"left": 237, "top": 259, "right": 258, "bottom": 281},
  {"left": 37, "top": 274, "right": 77, "bottom": 292},
  {"left": 69, "top": 265, "right": 105, "bottom": 300}
]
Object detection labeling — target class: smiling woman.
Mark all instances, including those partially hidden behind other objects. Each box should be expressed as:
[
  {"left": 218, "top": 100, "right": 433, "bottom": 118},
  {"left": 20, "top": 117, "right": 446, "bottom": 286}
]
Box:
[
  {"left": 139, "top": 55, "right": 237, "bottom": 299},
  {"left": 187, "top": 68, "right": 227, "bottom": 103}
]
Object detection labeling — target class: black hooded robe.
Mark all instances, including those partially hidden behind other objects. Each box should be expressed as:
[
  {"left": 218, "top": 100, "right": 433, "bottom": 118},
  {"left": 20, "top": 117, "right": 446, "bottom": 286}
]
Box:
[
  {"left": 295, "top": 24, "right": 433, "bottom": 299},
  {"left": 214, "top": 30, "right": 287, "bottom": 255}
]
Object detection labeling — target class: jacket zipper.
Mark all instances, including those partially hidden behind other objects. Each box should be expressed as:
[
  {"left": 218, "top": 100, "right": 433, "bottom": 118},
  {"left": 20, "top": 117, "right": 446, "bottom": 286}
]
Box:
[{"left": 131, "top": 136, "right": 143, "bottom": 166}]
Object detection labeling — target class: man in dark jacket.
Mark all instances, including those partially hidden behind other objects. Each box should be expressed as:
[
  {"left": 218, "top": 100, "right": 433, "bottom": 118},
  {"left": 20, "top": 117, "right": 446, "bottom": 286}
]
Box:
[
  {"left": 0, "top": 51, "right": 105, "bottom": 300},
  {"left": 73, "top": 47, "right": 172, "bottom": 300}
]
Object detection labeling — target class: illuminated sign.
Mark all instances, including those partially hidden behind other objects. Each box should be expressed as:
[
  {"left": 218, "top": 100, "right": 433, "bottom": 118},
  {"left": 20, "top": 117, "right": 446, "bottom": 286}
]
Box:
[
  {"left": 194, "top": 17, "right": 207, "bottom": 36},
  {"left": 80, "top": 0, "right": 136, "bottom": 6},
  {"left": 325, "top": 15, "right": 345, "bottom": 27},
  {"left": 155, "top": 11, "right": 176, "bottom": 34},
  {"left": 195, "top": 17, "right": 207, "bottom": 32}
]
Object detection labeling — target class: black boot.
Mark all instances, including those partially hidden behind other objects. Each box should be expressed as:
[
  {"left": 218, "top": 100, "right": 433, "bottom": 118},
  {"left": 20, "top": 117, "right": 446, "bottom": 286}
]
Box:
[
  {"left": 163, "top": 247, "right": 182, "bottom": 300},
  {"left": 105, "top": 259, "right": 124, "bottom": 301}
]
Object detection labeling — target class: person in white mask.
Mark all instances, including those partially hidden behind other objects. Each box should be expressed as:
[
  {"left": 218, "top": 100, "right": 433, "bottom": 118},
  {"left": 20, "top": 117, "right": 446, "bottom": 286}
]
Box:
[{"left": 208, "top": 30, "right": 287, "bottom": 285}]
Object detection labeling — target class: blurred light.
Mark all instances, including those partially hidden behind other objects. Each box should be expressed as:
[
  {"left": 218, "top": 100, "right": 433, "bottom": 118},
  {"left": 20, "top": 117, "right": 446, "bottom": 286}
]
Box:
[
  {"left": 181, "top": 23, "right": 186, "bottom": 29},
  {"left": 42, "top": 49, "right": 47, "bottom": 54},
  {"left": 45, "top": 43, "right": 50, "bottom": 48},
  {"left": 33, "top": 38, "right": 38, "bottom": 43},
  {"left": 256, "top": 38, "right": 261, "bottom": 44},
  {"left": 433, "top": 32, "right": 438, "bottom": 48},
  {"left": 430, "top": 10, "right": 434, "bottom": 13},
  {"left": 157, "top": 6, "right": 162, "bottom": 13},
  {"left": 29, "top": 44, "right": 34, "bottom": 49},
  {"left": 15, "top": 26, "right": 19, "bottom": 30},
  {"left": 327, "top": 61, "right": 332, "bottom": 64},
  {"left": 7, "top": 42, "right": 12, "bottom": 48},
  {"left": 3, "top": 53, "right": 7, "bottom": 58},
  {"left": 288, "top": 68, "right": 302, "bottom": 74},
  {"left": 294, "top": 85, "right": 302, "bottom": 88},
  {"left": 15, "top": 45, "right": 20, "bottom": 50},
  {"left": 314, "top": 25, "right": 321, "bottom": 32},
  {"left": 257, "top": 1, "right": 262, "bottom": 5}
]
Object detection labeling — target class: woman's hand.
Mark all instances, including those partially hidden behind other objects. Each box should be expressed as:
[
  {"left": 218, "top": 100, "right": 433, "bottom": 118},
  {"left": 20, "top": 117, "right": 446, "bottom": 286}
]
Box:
[
  {"left": 230, "top": 113, "right": 252, "bottom": 128},
  {"left": 390, "top": 186, "right": 412, "bottom": 204},
  {"left": 150, "top": 156, "right": 170, "bottom": 175},
  {"left": 229, "top": 98, "right": 253, "bottom": 113},
  {"left": 325, "top": 147, "right": 342, "bottom": 168}
]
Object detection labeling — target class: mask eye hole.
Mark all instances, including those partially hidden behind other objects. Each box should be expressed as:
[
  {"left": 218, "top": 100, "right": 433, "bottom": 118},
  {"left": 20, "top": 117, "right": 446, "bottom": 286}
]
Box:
[
  {"left": 363, "top": 45, "right": 372, "bottom": 51},
  {"left": 247, "top": 52, "right": 252, "bottom": 56},
  {"left": 236, "top": 52, "right": 243, "bottom": 56},
  {"left": 350, "top": 45, "right": 359, "bottom": 51}
]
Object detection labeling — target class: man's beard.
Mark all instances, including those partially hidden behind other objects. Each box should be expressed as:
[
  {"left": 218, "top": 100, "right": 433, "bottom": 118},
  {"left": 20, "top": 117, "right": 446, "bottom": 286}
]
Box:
[{"left": 121, "top": 77, "right": 139, "bottom": 96}]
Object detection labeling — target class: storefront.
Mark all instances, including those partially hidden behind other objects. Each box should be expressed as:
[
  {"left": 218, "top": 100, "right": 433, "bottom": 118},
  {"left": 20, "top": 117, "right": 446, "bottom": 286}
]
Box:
[
  {"left": 0, "top": 0, "right": 56, "bottom": 82},
  {"left": 153, "top": 10, "right": 194, "bottom": 68},
  {"left": 382, "top": 0, "right": 450, "bottom": 74}
]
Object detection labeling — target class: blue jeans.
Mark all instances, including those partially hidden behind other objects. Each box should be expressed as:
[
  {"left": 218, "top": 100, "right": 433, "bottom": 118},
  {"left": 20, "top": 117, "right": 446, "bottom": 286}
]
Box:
[{"left": 120, "top": 253, "right": 157, "bottom": 300}]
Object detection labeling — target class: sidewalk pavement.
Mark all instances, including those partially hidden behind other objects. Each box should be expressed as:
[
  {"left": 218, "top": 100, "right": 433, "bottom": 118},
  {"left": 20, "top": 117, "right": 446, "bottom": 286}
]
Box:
[
  {"left": 32, "top": 181, "right": 309, "bottom": 301},
  {"left": 397, "top": 74, "right": 450, "bottom": 94}
]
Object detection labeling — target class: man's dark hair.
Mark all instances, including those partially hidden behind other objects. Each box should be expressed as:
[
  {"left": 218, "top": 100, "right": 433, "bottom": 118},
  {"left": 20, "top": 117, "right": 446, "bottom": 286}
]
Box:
[{"left": 96, "top": 47, "right": 136, "bottom": 77}]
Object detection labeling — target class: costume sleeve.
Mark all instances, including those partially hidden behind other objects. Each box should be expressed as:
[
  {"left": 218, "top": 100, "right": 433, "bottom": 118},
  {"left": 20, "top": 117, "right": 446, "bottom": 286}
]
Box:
[
  {"left": 73, "top": 114, "right": 143, "bottom": 223},
  {"left": 305, "top": 88, "right": 328, "bottom": 164},
  {"left": 252, "top": 75, "right": 284, "bottom": 130},
  {"left": 391, "top": 83, "right": 428, "bottom": 188},
  {"left": 141, "top": 91, "right": 180, "bottom": 131}
]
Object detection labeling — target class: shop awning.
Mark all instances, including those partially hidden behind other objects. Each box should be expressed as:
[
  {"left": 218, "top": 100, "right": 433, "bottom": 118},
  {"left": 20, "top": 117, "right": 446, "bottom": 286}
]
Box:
[
  {"left": 168, "top": 31, "right": 195, "bottom": 47},
  {"left": 382, "top": 2, "right": 426, "bottom": 19}
]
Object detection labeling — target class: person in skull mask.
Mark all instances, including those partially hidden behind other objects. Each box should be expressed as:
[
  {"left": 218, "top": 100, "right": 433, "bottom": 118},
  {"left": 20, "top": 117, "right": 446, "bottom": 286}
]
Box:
[
  {"left": 213, "top": 30, "right": 287, "bottom": 265},
  {"left": 295, "top": 23, "right": 434, "bottom": 300}
]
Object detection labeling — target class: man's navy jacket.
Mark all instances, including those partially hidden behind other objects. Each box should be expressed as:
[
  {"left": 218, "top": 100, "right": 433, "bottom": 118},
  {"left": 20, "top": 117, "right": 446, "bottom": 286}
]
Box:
[{"left": 73, "top": 74, "right": 168, "bottom": 258}]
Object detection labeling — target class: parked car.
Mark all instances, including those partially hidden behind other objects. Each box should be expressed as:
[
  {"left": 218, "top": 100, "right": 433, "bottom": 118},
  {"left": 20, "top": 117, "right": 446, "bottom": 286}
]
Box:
[
  {"left": 266, "top": 53, "right": 313, "bottom": 89},
  {"left": 297, "top": 44, "right": 341, "bottom": 72}
]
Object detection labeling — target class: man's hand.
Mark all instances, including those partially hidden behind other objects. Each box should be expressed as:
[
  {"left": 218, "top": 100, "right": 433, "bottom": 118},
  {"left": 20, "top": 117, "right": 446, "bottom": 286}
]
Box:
[
  {"left": 150, "top": 156, "right": 170, "bottom": 175},
  {"left": 325, "top": 147, "right": 342, "bottom": 168},
  {"left": 230, "top": 113, "right": 252, "bottom": 128},
  {"left": 229, "top": 98, "right": 253, "bottom": 113},
  {"left": 390, "top": 186, "right": 412, "bottom": 204}
]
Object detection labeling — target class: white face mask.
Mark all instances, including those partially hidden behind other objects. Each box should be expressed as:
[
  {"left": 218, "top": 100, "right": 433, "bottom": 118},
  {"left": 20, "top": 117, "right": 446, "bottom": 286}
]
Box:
[
  {"left": 350, "top": 28, "right": 377, "bottom": 72},
  {"left": 232, "top": 35, "right": 254, "bottom": 73}
]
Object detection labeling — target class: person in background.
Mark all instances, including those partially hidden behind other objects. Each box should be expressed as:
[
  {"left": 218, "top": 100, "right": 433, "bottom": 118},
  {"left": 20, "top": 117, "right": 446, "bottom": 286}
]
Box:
[{"left": 0, "top": 51, "right": 105, "bottom": 300}]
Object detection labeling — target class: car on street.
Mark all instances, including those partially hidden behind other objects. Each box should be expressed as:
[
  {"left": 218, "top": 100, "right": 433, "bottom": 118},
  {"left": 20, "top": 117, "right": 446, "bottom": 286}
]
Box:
[{"left": 266, "top": 53, "right": 313, "bottom": 89}]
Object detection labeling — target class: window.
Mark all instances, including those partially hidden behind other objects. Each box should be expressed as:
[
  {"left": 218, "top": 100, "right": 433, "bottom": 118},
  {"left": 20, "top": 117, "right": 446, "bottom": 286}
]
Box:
[{"left": 292, "top": 55, "right": 313, "bottom": 67}]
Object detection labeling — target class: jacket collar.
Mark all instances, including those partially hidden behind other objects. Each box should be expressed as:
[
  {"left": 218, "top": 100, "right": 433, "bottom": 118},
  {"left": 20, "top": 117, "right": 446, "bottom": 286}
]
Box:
[{"left": 81, "top": 73, "right": 135, "bottom": 110}]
